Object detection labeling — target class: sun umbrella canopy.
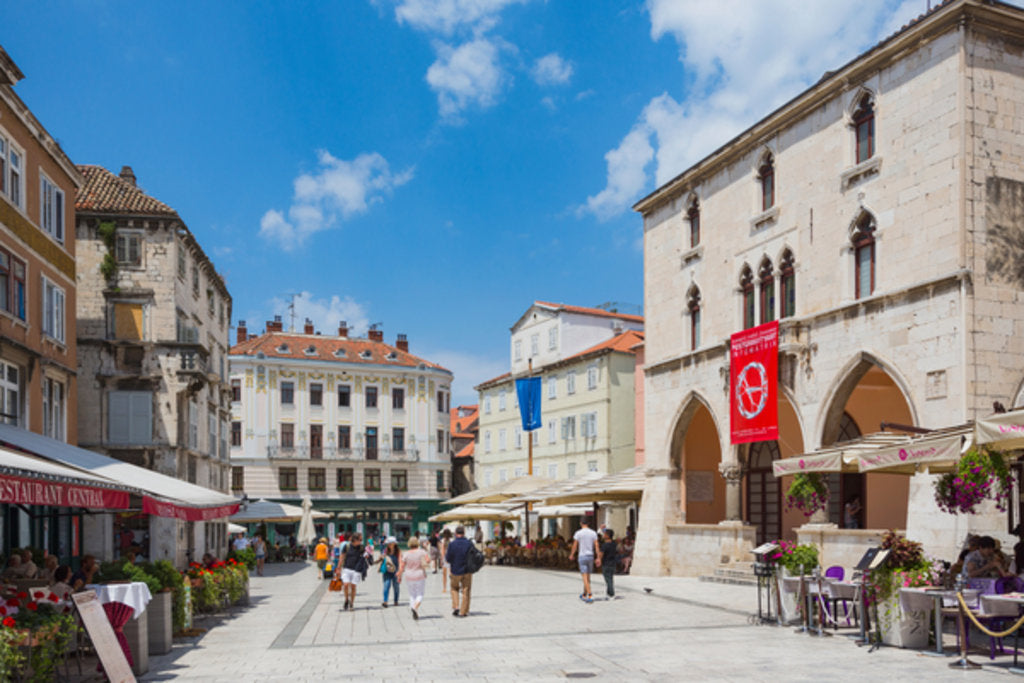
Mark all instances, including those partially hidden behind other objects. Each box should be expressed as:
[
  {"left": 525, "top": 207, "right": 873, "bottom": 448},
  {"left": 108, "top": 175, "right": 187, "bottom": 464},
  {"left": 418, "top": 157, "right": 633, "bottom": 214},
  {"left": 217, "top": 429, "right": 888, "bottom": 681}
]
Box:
[
  {"left": 504, "top": 472, "right": 606, "bottom": 505},
  {"left": 229, "top": 498, "right": 329, "bottom": 523},
  {"left": 296, "top": 495, "right": 317, "bottom": 545},
  {"left": 429, "top": 504, "right": 519, "bottom": 522},
  {"left": 543, "top": 467, "right": 647, "bottom": 505},
  {"left": 227, "top": 523, "right": 247, "bottom": 534},
  {"left": 976, "top": 408, "right": 1024, "bottom": 450},
  {"left": 443, "top": 475, "right": 556, "bottom": 505}
]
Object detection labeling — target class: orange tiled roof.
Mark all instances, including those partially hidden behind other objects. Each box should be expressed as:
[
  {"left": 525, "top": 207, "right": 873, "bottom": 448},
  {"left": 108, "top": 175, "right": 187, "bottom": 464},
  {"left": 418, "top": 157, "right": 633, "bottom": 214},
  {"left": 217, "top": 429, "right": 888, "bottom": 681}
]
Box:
[
  {"left": 450, "top": 404, "right": 479, "bottom": 438},
  {"left": 76, "top": 165, "right": 178, "bottom": 216},
  {"left": 454, "top": 441, "right": 475, "bottom": 459},
  {"left": 475, "top": 330, "right": 644, "bottom": 390},
  {"left": 534, "top": 301, "right": 643, "bottom": 324},
  {"left": 230, "top": 331, "right": 450, "bottom": 373}
]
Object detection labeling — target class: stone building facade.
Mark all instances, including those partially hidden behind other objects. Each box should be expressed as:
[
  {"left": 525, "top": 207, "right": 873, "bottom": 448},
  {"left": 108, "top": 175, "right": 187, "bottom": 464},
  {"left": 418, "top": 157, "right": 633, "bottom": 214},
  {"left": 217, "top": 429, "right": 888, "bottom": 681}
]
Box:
[
  {"left": 229, "top": 321, "right": 453, "bottom": 541},
  {"left": 75, "top": 164, "right": 233, "bottom": 565},
  {"left": 450, "top": 404, "right": 478, "bottom": 497},
  {"left": 632, "top": 0, "right": 1024, "bottom": 576}
]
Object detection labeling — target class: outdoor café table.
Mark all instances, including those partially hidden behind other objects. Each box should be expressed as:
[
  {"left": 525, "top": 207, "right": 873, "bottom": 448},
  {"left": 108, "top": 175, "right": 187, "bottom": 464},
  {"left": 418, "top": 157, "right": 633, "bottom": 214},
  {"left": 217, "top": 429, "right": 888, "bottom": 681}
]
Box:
[
  {"left": 980, "top": 592, "right": 1024, "bottom": 670},
  {"left": 86, "top": 581, "right": 152, "bottom": 668}
]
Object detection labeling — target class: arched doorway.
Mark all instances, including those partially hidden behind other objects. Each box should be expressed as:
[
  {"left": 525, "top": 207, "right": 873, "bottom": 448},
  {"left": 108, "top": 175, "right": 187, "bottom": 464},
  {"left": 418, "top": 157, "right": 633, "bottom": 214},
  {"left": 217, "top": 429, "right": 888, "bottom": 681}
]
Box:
[
  {"left": 825, "top": 412, "right": 863, "bottom": 526},
  {"left": 681, "top": 402, "right": 724, "bottom": 524},
  {"left": 820, "top": 358, "right": 914, "bottom": 530},
  {"left": 747, "top": 440, "right": 781, "bottom": 544}
]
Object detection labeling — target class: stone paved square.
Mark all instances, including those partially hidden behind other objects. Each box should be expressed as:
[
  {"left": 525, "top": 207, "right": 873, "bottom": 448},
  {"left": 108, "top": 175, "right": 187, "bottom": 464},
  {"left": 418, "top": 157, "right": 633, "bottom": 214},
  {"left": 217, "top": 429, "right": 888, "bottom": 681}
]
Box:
[{"left": 139, "top": 562, "right": 1023, "bottom": 681}]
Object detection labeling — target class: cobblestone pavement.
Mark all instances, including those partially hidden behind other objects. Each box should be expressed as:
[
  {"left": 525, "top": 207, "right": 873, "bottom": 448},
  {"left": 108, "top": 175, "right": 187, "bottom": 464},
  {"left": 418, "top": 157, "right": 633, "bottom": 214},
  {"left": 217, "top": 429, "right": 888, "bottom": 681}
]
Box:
[{"left": 142, "top": 562, "right": 1020, "bottom": 681}]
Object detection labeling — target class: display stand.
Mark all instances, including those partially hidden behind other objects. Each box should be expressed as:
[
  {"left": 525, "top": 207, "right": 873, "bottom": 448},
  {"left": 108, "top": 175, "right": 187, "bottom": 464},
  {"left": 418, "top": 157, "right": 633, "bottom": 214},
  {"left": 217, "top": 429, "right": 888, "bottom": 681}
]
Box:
[
  {"left": 852, "top": 547, "right": 889, "bottom": 650},
  {"left": 751, "top": 543, "right": 778, "bottom": 625}
]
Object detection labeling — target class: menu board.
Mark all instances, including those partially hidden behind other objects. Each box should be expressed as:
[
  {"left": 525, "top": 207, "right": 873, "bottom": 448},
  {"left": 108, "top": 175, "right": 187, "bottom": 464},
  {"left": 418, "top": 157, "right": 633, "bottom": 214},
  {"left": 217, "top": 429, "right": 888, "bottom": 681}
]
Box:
[{"left": 72, "top": 590, "right": 136, "bottom": 683}]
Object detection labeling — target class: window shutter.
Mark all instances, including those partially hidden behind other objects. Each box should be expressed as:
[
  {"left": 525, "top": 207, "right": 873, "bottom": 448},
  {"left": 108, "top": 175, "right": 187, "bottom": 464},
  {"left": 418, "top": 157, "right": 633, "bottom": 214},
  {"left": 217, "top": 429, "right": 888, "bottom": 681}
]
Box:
[
  {"left": 129, "top": 391, "right": 152, "bottom": 444},
  {"left": 109, "top": 391, "right": 130, "bottom": 443}
]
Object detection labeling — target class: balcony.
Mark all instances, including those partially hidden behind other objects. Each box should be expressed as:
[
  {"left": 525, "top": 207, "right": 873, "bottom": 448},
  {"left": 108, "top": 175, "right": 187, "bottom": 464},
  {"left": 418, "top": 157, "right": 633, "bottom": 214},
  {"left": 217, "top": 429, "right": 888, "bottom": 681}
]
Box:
[{"left": 265, "top": 445, "right": 419, "bottom": 462}]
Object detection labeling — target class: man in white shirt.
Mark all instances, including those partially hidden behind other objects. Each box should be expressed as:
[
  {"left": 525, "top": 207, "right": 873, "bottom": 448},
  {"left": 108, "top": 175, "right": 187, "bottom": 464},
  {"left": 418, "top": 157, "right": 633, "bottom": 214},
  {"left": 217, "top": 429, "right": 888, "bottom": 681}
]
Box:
[
  {"left": 569, "top": 519, "right": 600, "bottom": 603},
  {"left": 232, "top": 534, "right": 250, "bottom": 551}
]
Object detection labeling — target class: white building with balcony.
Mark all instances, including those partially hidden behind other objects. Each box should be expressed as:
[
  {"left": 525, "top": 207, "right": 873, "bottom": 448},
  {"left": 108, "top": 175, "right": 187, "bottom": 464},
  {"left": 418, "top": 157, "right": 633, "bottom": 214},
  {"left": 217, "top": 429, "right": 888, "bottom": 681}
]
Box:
[{"left": 229, "top": 319, "right": 453, "bottom": 540}]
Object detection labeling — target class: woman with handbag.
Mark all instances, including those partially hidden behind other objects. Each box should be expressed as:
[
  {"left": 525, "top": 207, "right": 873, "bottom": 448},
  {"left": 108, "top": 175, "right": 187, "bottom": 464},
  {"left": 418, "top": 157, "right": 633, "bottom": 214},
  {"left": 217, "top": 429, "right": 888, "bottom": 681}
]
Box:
[
  {"left": 339, "top": 532, "right": 367, "bottom": 610},
  {"left": 397, "top": 536, "right": 430, "bottom": 620},
  {"left": 380, "top": 538, "right": 401, "bottom": 608}
]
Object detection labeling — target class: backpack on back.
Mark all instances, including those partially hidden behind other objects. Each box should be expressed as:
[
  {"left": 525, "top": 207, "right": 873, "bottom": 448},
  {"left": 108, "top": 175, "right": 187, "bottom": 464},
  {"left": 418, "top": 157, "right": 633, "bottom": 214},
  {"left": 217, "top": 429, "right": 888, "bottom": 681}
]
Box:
[{"left": 465, "top": 542, "right": 485, "bottom": 574}]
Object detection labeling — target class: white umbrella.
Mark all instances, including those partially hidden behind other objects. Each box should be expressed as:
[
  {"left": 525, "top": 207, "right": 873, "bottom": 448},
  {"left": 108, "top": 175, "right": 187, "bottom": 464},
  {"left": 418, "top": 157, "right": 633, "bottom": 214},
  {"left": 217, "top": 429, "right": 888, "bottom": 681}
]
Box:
[
  {"left": 229, "top": 498, "right": 328, "bottom": 523},
  {"left": 227, "top": 522, "right": 247, "bottom": 534},
  {"left": 296, "top": 495, "right": 317, "bottom": 546}
]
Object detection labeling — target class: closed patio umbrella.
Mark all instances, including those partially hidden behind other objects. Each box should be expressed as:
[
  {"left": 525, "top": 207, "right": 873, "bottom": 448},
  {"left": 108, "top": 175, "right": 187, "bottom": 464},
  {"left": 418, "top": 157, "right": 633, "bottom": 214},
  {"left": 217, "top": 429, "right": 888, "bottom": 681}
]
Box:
[{"left": 296, "top": 495, "right": 317, "bottom": 546}]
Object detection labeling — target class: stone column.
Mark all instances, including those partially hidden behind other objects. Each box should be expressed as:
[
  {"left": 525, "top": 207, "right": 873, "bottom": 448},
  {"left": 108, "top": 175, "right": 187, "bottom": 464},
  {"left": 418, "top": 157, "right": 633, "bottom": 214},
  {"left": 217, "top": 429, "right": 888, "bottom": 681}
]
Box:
[{"left": 718, "top": 462, "right": 744, "bottom": 522}]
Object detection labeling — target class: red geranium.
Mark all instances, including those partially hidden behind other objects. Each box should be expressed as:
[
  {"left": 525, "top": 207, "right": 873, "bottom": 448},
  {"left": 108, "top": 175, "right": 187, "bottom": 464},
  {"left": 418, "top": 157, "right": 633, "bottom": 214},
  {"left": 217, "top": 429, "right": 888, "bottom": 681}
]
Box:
[
  {"left": 32, "top": 590, "right": 44, "bottom": 599},
  {"left": 5, "top": 598, "right": 18, "bottom": 607},
  {"left": 2, "top": 616, "right": 14, "bottom": 628},
  {"left": 25, "top": 601, "right": 37, "bottom": 612},
  {"left": 16, "top": 591, "right": 27, "bottom": 599},
  {"left": 48, "top": 592, "right": 59, "bottom": 602}
]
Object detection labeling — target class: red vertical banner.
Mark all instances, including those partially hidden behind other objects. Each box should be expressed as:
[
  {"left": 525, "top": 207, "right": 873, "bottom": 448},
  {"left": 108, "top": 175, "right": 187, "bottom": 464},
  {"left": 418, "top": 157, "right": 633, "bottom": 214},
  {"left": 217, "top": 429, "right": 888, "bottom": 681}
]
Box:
[{"left": 730, "top": 321, "right": 779, "bottom": 444}]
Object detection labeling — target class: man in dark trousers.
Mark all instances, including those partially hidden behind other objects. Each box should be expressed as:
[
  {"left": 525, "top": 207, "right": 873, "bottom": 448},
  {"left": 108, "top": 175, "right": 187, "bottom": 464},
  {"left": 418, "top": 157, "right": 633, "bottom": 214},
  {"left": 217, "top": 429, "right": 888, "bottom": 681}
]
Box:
[{"left": 446, "top": 525, "right": 473, "bottom": 617}]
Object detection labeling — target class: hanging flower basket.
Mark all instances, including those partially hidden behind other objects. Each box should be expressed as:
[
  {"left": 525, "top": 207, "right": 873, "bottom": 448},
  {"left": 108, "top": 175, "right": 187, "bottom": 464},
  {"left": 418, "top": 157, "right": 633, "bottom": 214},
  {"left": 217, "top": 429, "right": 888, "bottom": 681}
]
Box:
[
  {"left": 785, "top": 472, "right": 829, "bottom": 517},
  {"left": 934, "top": 446, "right": 1013, "bottom": 514}
]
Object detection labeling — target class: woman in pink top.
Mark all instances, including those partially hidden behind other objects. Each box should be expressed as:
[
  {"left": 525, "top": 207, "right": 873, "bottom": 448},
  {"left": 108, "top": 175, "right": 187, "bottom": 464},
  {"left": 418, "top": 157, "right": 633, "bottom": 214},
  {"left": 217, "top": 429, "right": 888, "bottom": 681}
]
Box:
[{"left": 397, "top": 536, "right": 430, "bottom": 619}]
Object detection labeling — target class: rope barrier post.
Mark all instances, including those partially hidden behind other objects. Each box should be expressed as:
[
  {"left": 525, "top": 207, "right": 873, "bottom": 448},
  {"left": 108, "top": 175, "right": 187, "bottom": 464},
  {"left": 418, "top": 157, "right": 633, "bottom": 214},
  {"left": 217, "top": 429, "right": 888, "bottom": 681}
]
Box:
[
  {"left": 794, "top": 572, "right": 810, "bottom": 634},
  {"left": 949, "top": 588, "right": 981, "bottom": 670},
  {"left": 811, "top": 569, "right": 832, "bottom": 637}
]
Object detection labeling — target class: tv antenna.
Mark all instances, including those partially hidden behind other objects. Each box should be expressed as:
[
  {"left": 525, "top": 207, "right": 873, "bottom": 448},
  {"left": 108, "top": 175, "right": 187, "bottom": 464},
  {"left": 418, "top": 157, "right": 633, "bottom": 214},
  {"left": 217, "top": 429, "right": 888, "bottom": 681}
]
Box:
[{"left": 285, "top": 292, "right": 300, "bottom": 332}]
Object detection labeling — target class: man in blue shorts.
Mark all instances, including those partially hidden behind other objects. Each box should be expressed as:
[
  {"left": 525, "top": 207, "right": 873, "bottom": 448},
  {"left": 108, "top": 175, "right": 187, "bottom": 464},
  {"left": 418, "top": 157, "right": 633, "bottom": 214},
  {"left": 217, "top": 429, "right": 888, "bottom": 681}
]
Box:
[{"left": 569, "top": 519, "right": 600, "bottom": 603}]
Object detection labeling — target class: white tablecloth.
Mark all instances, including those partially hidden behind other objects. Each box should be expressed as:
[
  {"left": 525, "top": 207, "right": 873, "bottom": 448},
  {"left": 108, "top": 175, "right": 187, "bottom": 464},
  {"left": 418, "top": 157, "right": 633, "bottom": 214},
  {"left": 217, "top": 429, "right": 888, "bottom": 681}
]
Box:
[{"left": 86, "top": 581, "right": 153, "bottom": 619}]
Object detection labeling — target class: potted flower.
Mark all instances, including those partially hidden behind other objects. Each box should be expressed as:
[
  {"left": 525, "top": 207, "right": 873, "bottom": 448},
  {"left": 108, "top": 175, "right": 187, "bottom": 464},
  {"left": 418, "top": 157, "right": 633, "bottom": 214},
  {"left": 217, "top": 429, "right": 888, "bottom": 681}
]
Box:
[
  {"left": 0, "top": 588, "right": 77, "bottom": 681},
  {"left": 785, "top": 472, "right": 829, "bottom": 517},
  {"left": 771, "top": 540, "right": 819, "bottom": 624},
  {"left": 867, "top": 530, "right": 937, "bottom": 648},
  {"left": 934, "top": 446, "right": 1013, "bottom": 514}
]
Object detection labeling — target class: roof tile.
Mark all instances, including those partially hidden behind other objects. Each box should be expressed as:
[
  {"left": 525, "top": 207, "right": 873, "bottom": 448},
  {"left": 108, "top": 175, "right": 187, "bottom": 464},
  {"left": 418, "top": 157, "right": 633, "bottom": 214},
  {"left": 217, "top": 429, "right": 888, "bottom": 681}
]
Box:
[
  {"left": 75, "top": 164, "right": 178, "bottom": 216},
  {"left": 230, "top": 331, "right": 450, "bottom": 373}
]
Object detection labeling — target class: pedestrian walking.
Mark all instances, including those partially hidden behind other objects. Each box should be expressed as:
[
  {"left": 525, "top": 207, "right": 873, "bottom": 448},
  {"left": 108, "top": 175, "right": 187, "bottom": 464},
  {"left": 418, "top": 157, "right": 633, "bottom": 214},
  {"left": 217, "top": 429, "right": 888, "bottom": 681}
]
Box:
[
  {"left": 314, "top": 537, "right": 329, "bottom": 573},
  {"left": 397, "top": 536, "right": 430, "bottom": 619},
  {"left": 429, "top": 533, "right": 441, "bottom": 573},
  {"left": 253, "top": 536, "right": 267, "bottom": 577},
  {"left": 338, "top": 532, "right": 368, "bottom": 610},
  {"left": 380, "top": 538, "right": 401, "bottom": 608},
  {"left": 446, "top": 525, "right": 473, "bottom": 617},
  {"left": 599, "top": 528, "right": 618, "bottom": 598},
  {"left": 569, "top": 519, "right": 599, "bottom": 603},
  {"left": 440, "top": 528, "right": 452, "bottom": 592}
]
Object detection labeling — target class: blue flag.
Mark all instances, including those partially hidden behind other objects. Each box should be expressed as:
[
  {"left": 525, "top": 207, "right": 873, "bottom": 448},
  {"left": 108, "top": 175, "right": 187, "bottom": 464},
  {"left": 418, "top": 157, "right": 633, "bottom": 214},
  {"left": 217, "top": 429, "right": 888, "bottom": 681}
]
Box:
[{"left": 515, "top": 377, "right": 542, "bottom": 431}]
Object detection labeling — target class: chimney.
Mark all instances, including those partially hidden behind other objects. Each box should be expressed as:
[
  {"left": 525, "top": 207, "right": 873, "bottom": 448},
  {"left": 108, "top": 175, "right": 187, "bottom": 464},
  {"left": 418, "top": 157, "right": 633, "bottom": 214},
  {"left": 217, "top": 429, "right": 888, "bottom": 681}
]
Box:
[
  {"left": 119, "top": 165, "right": 137, "bottom": 186},
  {"left": 236, "top": 320, "right": 248, "bottom": 344},
  {"left": 267, "top": 315, "right": 283, "bottom": 333},
  {"left": 338, "top": 321, "right": 348, "bottom": 338},
  {"left": 304, "top": 317, "right": 314, "bottom": 335},
  {"left": 396, "top": 334, "right": 409, "bottom": 352},
  {"left": 368, "top": 326, "right": 383, "bottom": 342}
]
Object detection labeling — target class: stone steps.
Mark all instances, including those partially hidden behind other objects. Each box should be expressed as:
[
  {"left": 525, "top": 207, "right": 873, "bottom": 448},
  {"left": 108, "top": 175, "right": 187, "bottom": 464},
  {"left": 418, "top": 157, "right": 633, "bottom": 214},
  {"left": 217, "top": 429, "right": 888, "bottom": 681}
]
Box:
[{"left": 698, "top": 565, "right": 758, "bottom": 586}]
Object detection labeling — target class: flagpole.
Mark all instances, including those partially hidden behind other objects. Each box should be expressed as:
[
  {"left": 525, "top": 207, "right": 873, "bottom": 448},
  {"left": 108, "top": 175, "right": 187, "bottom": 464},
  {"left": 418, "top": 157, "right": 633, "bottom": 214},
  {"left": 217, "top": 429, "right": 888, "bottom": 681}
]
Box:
[{"left": 526, "top": 358, "right": 533, "bottom": 545}]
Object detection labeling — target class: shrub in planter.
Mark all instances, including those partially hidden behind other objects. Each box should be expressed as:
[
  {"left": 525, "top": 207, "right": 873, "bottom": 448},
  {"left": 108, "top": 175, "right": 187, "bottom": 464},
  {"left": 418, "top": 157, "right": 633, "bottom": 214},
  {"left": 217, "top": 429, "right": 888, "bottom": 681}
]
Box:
[
  {"left": 770, "top": 540, "right": 819, "bottom": 575},
  {"left": 785, "top": 472, "right": 829, "bottom": 517},
  {"left": 227, "top": 547, "right": 256, "bottom": 570},
  {"left": 866, "top": 531, "right": 939, "bottom": 648}
]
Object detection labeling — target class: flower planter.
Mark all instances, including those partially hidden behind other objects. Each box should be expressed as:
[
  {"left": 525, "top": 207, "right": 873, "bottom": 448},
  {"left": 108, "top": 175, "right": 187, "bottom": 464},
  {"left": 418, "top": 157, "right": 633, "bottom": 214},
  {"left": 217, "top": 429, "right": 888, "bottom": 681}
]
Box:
[
  {"left": 147, "top": 590, "right": 173, "bottom": 655},
  {"left": 776, "top": 568, "right": 802, "bottom": 625},
  {"left": 877, "top": 594, "right": 929, "bottom": 649}
]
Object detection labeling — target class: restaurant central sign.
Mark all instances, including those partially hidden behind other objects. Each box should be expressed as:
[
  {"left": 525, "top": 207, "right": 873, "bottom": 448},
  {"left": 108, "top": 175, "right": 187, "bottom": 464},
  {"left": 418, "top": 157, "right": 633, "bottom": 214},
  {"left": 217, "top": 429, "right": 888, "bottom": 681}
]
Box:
[{"left": 0, "top": 474, "right": 129, "bottom": 509}]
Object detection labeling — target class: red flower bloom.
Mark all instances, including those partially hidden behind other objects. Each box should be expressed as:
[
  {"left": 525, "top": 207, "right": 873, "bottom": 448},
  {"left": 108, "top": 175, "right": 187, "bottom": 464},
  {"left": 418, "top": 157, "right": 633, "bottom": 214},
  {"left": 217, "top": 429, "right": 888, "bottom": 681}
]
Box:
[
  {"left": 32, "top": 590, "right": 44, "bottom": 599},
  {"left": 26, "top": 601, "right": 37, "bottom": 611},
  {"left": 16, "top": 591, "right": 27, "bottom": 599},
  {"left": 5, "top": 598, "right": 18, "bottom": 607},
  {"left": 2, "top": 616, "right": 14, "bottom": 628},
  {"left": 48, "top": 592, "right": 59, "bottom": 602}
]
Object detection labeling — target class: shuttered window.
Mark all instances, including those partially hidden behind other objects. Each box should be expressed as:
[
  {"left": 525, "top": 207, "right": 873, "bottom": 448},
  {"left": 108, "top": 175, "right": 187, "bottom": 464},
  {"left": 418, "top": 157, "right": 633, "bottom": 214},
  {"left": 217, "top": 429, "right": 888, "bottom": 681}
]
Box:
[{"left": 108, "top": 391, "right": 152, "bottom": 444}]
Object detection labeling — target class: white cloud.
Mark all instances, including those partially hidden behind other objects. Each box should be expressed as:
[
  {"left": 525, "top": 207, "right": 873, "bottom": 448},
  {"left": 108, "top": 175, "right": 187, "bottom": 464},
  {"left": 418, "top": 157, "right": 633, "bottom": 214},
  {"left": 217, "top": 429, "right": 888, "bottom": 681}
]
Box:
[
  {"left": 419, "top": 347, "right": 508, "bottom": 405},
  {"left": 393, "top": 0, "right": 526, "bottom": 36},
  {"left": 267, "top": 291, "right": 371, "bottom": 338},
  {"left": 259, "top": 151, "right": 413, "bottom": 249},
  {"left": 427, "top": 38, "right": 508, "bottom": 120},
  {"left": 540, "top": 96, "right": 556, "bottom": 111},
  {"left": 582, "top": 0, "right": 926, "bottom": 219},
  {"left": 531, "top": 53, "right": 573, "bottom": 86}
]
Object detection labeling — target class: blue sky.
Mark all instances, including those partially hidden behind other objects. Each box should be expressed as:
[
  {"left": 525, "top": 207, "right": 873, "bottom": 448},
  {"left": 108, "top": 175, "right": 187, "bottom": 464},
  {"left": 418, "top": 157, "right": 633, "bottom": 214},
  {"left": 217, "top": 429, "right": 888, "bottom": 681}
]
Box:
[{"left": 6, "top": 0, "right": 943, "bottom": 403}]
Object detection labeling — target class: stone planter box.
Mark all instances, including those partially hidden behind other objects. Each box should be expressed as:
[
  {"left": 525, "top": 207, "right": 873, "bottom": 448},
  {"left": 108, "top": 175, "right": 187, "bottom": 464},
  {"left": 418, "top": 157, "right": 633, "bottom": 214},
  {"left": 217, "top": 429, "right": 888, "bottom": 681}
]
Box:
[
  {"left": 147, "top": 590, "right": 173, "bottom": 655},
  {"left": 122, "top": 607, "right": 149, "bottom": 675},
  {"left": 877, "top": 593, "right": 929, "bottom": 649}
]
